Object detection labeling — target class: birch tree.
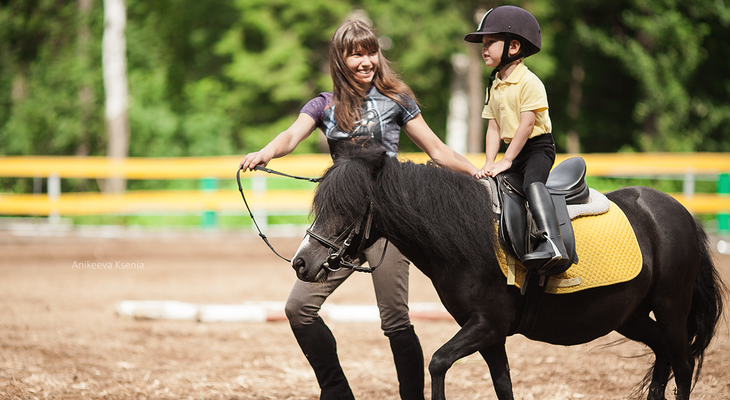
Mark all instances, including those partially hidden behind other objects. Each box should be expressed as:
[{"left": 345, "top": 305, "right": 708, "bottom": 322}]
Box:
[{"left": 102, "top": 0, "right": 129, "bottom": 193}]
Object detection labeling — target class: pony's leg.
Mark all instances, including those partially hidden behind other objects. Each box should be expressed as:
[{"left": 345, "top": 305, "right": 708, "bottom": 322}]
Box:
[
  {"left": 428, "top": 317, "right": 511, "bottom": 400},
  {"left": 617, "top": 315, "right": 672, "bottom": 400},
  {"left": 652, "top": 308, "right": 694, "bottom": 400},
  {"left": 478, "top": 343, "right": 514, "bottom": 400}
]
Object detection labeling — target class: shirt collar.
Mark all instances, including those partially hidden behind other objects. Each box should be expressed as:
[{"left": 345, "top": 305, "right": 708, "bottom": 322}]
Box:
[{"left": 496, "top": 61, "right": 528, "bottom": 85}]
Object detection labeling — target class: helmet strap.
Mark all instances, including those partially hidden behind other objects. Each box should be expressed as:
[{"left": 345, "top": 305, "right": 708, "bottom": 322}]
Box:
[{"left": 485, "top": 33, "right": 525, "bottom": 105}]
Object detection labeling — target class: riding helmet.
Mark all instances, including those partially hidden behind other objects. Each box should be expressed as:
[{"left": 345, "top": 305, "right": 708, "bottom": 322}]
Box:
[
  {"left": 464, "top": 5, "right": 541, "bottom": 58},
  {"left": 464, "top": 6, "right": 542, "bottom": 105}
]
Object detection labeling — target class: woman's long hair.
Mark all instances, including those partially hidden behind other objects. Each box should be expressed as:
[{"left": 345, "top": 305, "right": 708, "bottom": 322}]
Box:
[{"left": 329, "top": 20, "right": 417, "bottom": 133}]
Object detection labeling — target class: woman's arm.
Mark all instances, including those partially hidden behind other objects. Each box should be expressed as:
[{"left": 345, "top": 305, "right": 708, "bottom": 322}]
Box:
[
  {"left": 239, "top": 114, "right": 317, "bottom": 171},
  {"left": 402, "top": 114, "right": 478, "bottom": 176}
]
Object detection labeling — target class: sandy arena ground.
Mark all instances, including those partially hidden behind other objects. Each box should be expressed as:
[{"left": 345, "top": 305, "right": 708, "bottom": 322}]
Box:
[{"left": 1, "top": 228, "right": 729, "bottom": 400}]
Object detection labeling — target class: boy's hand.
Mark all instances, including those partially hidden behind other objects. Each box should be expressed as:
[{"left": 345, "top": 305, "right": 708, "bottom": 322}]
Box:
[
  {"left": 489, "top": 159, "right": 512, "bottom": 176},
  {"left": 476, "top": 159, "right": 512, "bottom": 178},
  {"left": 475, "top": 161, "right": 496, "bottom": 179}
]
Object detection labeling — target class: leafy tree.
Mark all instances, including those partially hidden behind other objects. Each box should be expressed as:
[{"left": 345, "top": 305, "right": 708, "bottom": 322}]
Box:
[
  {"left": 546, "top": 0, "right": 642, "bottom": 153},
  {"left": 553, "top": 0, "right": 730, "bottom": 152},
  {"left": 687, "top": 4, "right": 730, "bottom": 152},
  {"left": 0, "top": 0, "right": 106, "bottom": 157},
  {"left": 214, "top": 0, "right": 350, "bottom": 154},
  {"left": 1, "top": 0, "right": 729, "bottom": 184},
  {"left": 125, "top": 0, "right": 239, "bottom": 158}
]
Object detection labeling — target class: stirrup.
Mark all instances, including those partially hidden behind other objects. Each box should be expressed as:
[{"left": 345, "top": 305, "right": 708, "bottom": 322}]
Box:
[
  {"left": 522, "top": 232, "right": 563, "bottom": 270},
  {"left": 536, "top": 234, "right": 572, "bottom": 274},
  {"left": 543, "top": 234, "right": 564, "bottom": 264}
]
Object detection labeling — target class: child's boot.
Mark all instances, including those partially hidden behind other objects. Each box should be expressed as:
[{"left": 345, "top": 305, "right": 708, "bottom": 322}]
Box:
[{"left": 521, "top": 182, "right": 569, "bottom": 272}]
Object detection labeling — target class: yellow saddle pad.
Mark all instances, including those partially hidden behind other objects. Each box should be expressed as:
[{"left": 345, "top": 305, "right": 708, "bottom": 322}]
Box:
[{"left": 498, "top": 201, "right": 643, "bottom": 294}]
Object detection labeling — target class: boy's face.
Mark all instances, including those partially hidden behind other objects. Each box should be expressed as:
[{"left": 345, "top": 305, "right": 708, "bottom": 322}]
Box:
[
  {"left": 481, "top": 34, "right": 522, "bottom": 68},
  {"left": 481, "top": 34, "right": 505, "bottom": 68}
]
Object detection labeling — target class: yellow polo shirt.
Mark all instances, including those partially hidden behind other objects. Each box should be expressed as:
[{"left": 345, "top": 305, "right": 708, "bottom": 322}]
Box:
[{"left": 482, "top": 61, "right": 551, "bottom": 143}]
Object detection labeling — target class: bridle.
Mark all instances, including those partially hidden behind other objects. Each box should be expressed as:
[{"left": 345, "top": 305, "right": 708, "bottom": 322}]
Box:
[
  {"left": 305, "top": 200, "right": 387, "bottom": 273},
  {"left": 237, "top": 166, "right": 387, "bottom": 273}
]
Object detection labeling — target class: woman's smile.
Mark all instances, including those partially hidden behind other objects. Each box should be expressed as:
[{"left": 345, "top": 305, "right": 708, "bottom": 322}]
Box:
[{"left": 346, "top": 46, "right": 379, "bottom": 88}]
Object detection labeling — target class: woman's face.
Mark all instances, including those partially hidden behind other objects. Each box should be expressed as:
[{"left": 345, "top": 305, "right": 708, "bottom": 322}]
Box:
[{"left": 345, "top": 45, "right": 378, "bottom": 89}]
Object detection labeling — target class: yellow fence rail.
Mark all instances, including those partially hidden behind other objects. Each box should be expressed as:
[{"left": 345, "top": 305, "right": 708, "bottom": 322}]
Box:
[
  {"left": 0, "top": 153, "right": 728, "bottom": 218},
  {"left": 2, "top": 153, "right": 730, "bottom": 179}
]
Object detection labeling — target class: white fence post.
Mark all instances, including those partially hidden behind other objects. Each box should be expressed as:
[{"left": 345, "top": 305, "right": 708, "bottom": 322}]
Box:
[
  {"left": 252, "top": 176, "right": 268, "bottom": 232},
  {"left": 48, "top": 173, "right": 61, "bottom": 224}
]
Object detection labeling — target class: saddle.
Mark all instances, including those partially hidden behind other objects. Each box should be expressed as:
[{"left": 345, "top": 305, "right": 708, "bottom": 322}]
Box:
[{"left": 495, "top": 157, "right": 589, "bottom": 276}]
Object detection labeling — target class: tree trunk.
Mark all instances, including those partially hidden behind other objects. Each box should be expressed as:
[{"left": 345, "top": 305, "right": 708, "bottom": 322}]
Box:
[
  {"left": 102, "top": 0, "right": 129, "bottom": 193},
  {"left": 466, "top": 42, "right": 484, "bottom": 154},
  {"left": 77, "top": 0, "right": 93, "bottom": 157},
  {"left": 446, "top": 54, "right": 469, "bottom": 154},
  {"left": 566, "top": 54, "right": 584, "bottom": 154}
]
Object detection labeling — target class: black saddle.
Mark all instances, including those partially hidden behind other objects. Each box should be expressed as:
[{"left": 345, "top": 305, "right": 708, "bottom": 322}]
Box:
[{"left": 496, "top": 157, "right": 589, "bottom": 276}]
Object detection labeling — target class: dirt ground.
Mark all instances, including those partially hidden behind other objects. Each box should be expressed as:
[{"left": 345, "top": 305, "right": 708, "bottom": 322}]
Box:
[{"left": 1, "top": 228, "right": 729, "bottom": 400}]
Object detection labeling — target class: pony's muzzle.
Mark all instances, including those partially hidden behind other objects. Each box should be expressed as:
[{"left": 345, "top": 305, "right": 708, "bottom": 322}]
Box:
[{"left": 292, "top": 256, "right": 328, "bottom": 282}]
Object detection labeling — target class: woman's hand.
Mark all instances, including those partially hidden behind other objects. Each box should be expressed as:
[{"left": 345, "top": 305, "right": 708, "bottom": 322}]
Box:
[
  {"left": 237, "top": 113, "right": 317, "bottom": 172},
  {"left": 239, "top": 151, "right": 272, "bottom": 172}
]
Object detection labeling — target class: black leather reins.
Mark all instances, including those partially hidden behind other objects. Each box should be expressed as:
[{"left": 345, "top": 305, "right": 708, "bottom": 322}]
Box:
[{"left": 236, "top": 166, "right": 305, "bottom": 262}]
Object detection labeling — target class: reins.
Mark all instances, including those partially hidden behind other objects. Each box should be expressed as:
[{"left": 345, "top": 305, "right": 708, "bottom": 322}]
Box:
[
  {"left": 250, "top": 165, "right": 322, "bottom": 183},
  {"left": 236, "top": 166, "right": 301, "bottom": 262},
  {"left": 236, "top": 165, "right": 386, "bottom": 273}
]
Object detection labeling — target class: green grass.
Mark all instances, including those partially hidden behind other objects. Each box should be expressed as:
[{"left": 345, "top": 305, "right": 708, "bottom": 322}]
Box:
[{"left": 585, "top": 176, "right": 718, "bottom": 194}]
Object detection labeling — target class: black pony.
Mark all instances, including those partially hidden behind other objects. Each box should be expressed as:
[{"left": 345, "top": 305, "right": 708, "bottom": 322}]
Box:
[{"left": 291, "top": 145, "right": 725, "bottom": 400}]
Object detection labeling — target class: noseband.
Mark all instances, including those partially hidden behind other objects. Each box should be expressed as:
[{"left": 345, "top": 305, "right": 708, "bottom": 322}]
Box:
[{"left": 306, "top": 200, "right": 388, "bottom": 273}]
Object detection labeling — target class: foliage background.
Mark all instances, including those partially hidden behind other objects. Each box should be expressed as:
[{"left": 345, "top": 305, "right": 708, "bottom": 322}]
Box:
[{"left": 1, "top": 0, "right": 729, "bottom": 193}]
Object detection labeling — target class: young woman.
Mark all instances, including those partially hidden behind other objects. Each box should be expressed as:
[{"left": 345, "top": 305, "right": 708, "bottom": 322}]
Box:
[{"left": 239, "top": 19, "right": 477, "bottom": 400}]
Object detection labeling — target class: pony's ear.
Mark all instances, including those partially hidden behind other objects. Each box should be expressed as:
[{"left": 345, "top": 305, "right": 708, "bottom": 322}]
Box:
[
  {"left": 330, "top": 140, "right": 388, "bottom": 181},
  {"left": 354, "top": 140, "right": 387, "bottom": 178},
  {"left": 367, "top": 147, "right": 387, "bottom": 178}
]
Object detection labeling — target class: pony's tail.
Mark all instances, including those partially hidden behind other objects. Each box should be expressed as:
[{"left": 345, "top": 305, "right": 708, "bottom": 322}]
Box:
[{"left": 687, "top": 221, "right": 726, "bottom": 386}]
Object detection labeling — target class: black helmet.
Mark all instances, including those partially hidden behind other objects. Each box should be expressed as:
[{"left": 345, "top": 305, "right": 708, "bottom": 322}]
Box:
[
  {"left": 464, "top": 6, "right": 541, "bottom": 58},
  {"left": 465, "top": 6, "right": 542, "bottom": 105}
]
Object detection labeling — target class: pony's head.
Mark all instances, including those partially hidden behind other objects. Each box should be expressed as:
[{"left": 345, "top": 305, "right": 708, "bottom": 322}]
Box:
[
  {"left": 291, "top": 141, "right": 499, "bottom": 282},
  {"left": 291, "top": 143, "right": 387, "bottom": 282}
]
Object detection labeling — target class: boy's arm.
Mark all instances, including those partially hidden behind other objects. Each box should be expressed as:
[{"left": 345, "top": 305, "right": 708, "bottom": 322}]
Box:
[
  {"left": 488, "top": 110, "right": 536, "bottom": 176},
  {"left": 476, "top": 119, "right": 501, "bottom": 178}
]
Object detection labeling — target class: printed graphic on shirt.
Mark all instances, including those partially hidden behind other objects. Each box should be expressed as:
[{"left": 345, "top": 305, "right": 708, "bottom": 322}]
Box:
[
  {"left": 326, "top": 98, "right": 383, "bottom": 145},
  {"left": 300, "top": 87, "right": 420, "bottom": 157}
]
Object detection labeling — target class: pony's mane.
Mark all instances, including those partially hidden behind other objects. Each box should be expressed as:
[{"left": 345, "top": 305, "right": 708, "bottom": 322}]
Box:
[
  {"left": 374, "top": 156, "right": 498, "bottom": 267},
  {"left": 314, "top": 144, "right": 499, "bottom": 270},
  {"left": 312, "top": 144, "right": 385, "bottom": 230}
]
